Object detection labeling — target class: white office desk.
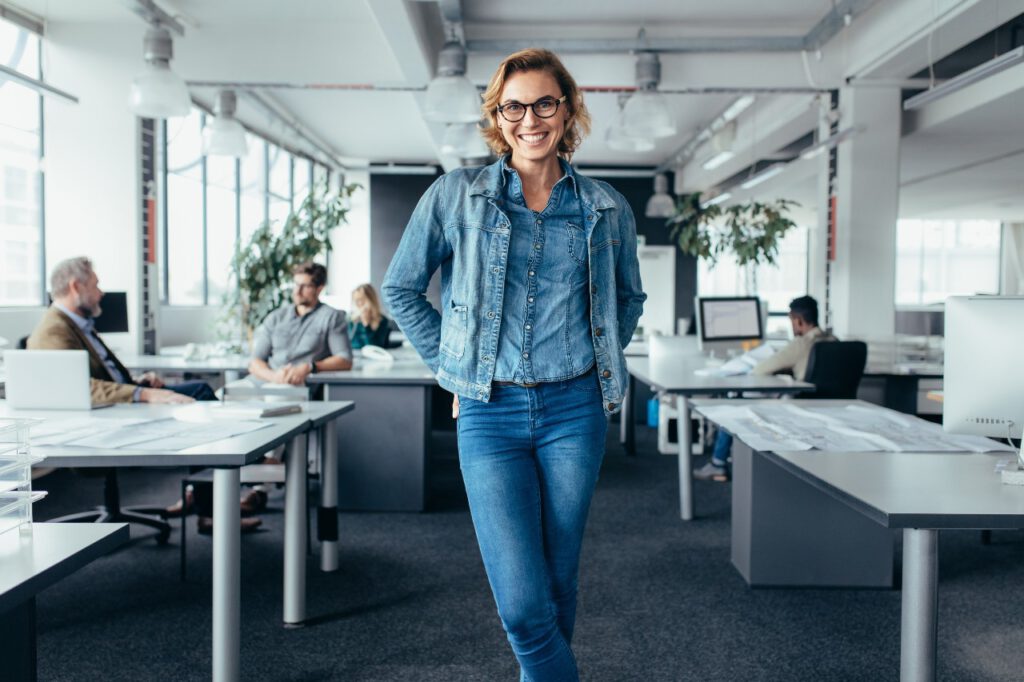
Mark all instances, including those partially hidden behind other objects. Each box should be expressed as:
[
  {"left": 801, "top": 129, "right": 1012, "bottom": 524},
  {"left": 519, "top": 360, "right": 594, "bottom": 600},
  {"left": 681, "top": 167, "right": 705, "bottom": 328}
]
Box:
[
  {"left": 309, "top": 352, "right": 438, "bottom": 511},
  {"left": 770, "top": 449, "right": 1024, "bottom": 682},
  {"left": 0, "top": 400, "right": 354, "bottom": 682},
  {"left": 0, "top": 523, "right": 129, "bottom": 681},
  {"left": 626, "top": 355, "right": 813, "bottom": 520},
  {"left": 118, "top": 353, "right": 251, "bottom": 383}
]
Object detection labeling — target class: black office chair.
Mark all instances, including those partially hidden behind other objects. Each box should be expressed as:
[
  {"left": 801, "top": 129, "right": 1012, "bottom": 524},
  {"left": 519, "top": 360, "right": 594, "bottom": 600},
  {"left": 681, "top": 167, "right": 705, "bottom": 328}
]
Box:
[
  {"left": 798, "top": 340, "right": 868, "bottom": 399},
  {"left": 50, "top": 469, "right": 172, "bottom": 543}
]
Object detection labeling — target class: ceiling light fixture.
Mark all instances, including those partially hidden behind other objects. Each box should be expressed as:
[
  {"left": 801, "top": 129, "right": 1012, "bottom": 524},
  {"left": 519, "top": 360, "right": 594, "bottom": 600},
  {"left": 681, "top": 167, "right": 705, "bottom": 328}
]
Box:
[
  {"left": 700, "top": 121, "right": 737, "bottom": 170},
  {"left": 130, "top": 23, "right": 190, "bottom": 118},
  {"left": 739, "top": 164, "right": 786, "bottom": 190},
  {"left": 798, "top": 126, "right": 860, "bottom": 160},
  {"left": 440, "top": 122, "right": 489, "bottom": 158},
  {"left": 721, "top": 95, "right": 755, "bottom": 122},
  {"left": 424, "top": 41, "right": 480, "bottom": 123},
  {"left": 644, "top": 173, "right": 676, "bottom": 218},
  {"left": 623, "top": 52, "right": 676, "bottom": 139},
  {"left": 606, "top": 94, "right": 655, "bottom": 152},
  {"left": 903, "top": 46, "right": 1024, "bottom": 111},
  {"left": 700, "top": 192, "right": 732, "bottom": 208},
  {"left": 202, "top": 90, "right": 248, "bottom": 157}
]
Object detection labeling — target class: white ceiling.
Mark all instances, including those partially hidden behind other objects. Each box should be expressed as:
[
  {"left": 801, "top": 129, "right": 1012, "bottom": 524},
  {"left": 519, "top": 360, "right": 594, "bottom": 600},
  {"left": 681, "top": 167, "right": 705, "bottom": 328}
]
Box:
[{"left": 11, "top": 0, "right": 1024, "bottom": 219}]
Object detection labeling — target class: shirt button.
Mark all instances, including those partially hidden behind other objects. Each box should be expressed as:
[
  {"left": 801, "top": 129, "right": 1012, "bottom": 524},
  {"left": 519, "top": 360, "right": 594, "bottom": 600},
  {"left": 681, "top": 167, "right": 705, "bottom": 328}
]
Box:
[
  {"left": 587, "top": 215, "right": 594, "bottom": 221},
  {"left": 595, "top": 327, "right": 603, "bottom": 337},
  {"left": 522, "top": 352, "right": 529, "bottom": 359},
  {"left": 536, "top": 219, "right": 542, "bottom": 225},
  {"left": 528, "top": 296, "right": 534, "bottom": 303},
  {"left": 492, "top": 267, "right": 500, "bottom": 274},
  {"left": 525, "top": 324, "right": 532, "bottom": 330},
  {"left": 602, "top": 370, "right": 612, "bottom": 378},
  {"left": 534, "top": 243, "right": 541, "bottom": 250},
  {"left": 487, "top": 311, "right": 495, "bottom": 318},
  {"left": 483, "top": 355, "right": 492, "bottom": 362},
  {"left": 529, "top": 271, "right": 535, "bottom": 277},
  {"left": 607, "top": 402, "right": 616, "bottom": 410}
]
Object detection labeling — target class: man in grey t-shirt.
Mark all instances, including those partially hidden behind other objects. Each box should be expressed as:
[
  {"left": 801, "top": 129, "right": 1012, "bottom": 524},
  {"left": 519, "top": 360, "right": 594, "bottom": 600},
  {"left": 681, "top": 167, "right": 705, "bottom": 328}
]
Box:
[{"left": 248, "top": 261, "right": 353, "bottom": 384}]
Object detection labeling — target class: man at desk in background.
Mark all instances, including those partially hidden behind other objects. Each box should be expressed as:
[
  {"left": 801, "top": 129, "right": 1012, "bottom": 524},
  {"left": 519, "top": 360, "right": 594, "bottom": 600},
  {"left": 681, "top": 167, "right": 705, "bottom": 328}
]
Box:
[
  {"left": 247, "top": 261, "right": 353, "bottom": 385},
  {"left": 28, "top": 257, "right": 214, "bottom": 404},
  {"left": 693, "top": 295, "right": 833, "bottom": 482}
]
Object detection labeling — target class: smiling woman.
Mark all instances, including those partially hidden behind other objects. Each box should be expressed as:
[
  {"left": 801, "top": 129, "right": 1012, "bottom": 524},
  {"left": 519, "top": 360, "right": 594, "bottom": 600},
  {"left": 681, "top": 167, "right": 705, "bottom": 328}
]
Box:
[{"left": 383, "top": 48, "right": 645, "bottom": 682}]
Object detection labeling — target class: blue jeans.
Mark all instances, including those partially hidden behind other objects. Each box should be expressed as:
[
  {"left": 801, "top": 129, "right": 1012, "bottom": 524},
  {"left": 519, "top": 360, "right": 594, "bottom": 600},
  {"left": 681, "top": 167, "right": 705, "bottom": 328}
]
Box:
[
  {"left": 457, "top": 370, "right": 607, "bottom": 682},
  {"left": 712, "top": 431, "right": 733, "bottom": 467},
  {"left": 165, "top": 380, "right": 216, "bottom": 401}
]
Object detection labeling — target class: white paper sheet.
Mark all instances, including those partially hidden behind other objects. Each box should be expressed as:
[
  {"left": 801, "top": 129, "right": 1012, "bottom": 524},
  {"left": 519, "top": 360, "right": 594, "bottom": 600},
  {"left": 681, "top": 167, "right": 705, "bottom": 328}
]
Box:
[{"left": 696, "top": 403, "right": 1013, "bottom": 453}]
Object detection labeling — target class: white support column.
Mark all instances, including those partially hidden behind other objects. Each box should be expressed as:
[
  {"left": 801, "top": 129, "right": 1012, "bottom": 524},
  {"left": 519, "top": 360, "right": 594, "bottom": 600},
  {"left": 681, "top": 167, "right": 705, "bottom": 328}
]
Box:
[
  {"left": 830, "top": 86, "right": 901, "bottom": 340},
  {"left": 807, "top": 93, "right": 835, "bottom": 323}
]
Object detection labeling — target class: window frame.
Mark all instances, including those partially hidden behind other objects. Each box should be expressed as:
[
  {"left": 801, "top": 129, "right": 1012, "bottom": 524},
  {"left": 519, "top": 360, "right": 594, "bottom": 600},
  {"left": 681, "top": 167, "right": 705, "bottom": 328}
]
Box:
[
  {"left": 160, "top": 109, "right": 329, "bottom": 307},
  {"left": 0, "top": 20, "right": 46, "bottom": 307}
]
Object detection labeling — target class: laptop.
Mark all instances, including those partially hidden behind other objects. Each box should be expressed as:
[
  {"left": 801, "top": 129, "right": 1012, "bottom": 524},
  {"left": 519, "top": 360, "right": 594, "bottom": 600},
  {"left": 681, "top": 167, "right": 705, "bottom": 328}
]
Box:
[{"left": 3, "top": 349, "right": 104, "bottom": 410}]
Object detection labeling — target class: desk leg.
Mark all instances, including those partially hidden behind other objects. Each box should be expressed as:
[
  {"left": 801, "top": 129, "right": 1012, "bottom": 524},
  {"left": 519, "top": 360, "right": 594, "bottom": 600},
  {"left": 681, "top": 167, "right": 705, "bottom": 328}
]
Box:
[
  {"left": 284, "top": 433, "right": 308, "bottom": 626},
  {"left": 319, "top": 421, "right": 339, "bottom": 572},
  {"left": 621, "top": 374, "right": 636, "bottom": 456},
  {"left": 213, "top": 467, "right": 241, "bottom": 682},
  {"left": 901, "top": 528, "right": 938, "bottom": 682},
  {"left": 676, "top": 395, "right": 693, "bottom": 521}
]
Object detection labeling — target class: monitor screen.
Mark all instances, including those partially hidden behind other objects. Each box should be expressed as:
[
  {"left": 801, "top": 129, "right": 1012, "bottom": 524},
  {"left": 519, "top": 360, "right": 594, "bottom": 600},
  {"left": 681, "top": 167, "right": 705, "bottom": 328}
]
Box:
[
  {"left": 94, "top": 292, "right": 129, "bottom": 333},
  {"left": 697, "top": 297, "right": 763, "bottom": 342}
]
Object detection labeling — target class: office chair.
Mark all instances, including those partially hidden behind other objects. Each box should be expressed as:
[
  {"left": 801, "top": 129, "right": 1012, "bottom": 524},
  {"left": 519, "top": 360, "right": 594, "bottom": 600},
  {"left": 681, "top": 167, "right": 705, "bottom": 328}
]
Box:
[
  {"left": 50, "top": 469, "right": 172, "bottom": 543},
  {"left": 798, "top": 340, "right": 868, "bottom": 399}
]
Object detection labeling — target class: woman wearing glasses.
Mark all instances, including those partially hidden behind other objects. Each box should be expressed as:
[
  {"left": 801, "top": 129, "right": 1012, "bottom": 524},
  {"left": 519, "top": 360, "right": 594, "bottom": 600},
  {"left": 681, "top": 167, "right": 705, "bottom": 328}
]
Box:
[{"left": 383, "top": 48, "right": 645, "bottom": 680}]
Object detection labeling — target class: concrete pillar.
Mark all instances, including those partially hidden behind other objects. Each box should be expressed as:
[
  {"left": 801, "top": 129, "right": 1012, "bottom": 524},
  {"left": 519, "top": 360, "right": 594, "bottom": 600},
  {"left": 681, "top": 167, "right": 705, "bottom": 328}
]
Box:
[
  {"left": 830, "top": 86, "right": 901, "bottom": 340},
  {"left": 807, "top": 94, "right": 835, "bottom": 326}
]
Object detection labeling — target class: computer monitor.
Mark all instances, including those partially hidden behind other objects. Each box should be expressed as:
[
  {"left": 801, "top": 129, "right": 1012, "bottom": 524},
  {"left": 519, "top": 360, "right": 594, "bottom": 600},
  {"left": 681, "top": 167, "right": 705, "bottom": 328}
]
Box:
[
  {"left": 94, "top": 292, "right": 129, "bottom": 333},
  {"left": 944, "top": 296, "right": 1024, "bottom": 440},
  {"left": 694, "top": 296, "right": 764, "bottom": 352}
]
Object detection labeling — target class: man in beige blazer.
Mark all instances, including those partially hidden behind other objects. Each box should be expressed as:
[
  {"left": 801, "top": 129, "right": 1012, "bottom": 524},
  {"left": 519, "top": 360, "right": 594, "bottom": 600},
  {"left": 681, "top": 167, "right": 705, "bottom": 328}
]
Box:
[{"left": 28, "top": 257, "right": 212, "bottom": 404}]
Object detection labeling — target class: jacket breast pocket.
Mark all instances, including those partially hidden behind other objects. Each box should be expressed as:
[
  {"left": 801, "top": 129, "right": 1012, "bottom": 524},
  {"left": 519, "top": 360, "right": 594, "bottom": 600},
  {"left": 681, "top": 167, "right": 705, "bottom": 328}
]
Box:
[{"left": 440, "top": 302, "right": 469, "bottom": 359}]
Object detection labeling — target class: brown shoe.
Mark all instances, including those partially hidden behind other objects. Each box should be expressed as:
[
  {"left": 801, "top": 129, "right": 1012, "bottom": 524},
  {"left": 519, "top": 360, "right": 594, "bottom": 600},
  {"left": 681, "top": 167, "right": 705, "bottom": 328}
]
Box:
[
  {"left": 239, "top": 489, "right": 268, "bottom": 516},
  {"left": 163, "top": 488, "right": 195, "bottom": 518},
  {"left": 196, "top": 516, "right": 263, "bottom": 536}
]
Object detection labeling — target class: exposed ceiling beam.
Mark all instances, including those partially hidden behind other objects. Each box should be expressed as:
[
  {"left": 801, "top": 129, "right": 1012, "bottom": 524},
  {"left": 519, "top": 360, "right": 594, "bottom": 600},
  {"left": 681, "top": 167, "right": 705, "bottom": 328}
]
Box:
[{"left": 365, "top": 0, "right": 463, "bottom": 172}]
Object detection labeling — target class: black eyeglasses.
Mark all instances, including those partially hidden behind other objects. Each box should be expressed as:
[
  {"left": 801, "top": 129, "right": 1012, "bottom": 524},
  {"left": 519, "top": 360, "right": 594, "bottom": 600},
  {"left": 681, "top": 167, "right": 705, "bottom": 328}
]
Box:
[{"left": 496, "top": 95, "right": 567, "bottom": 122}]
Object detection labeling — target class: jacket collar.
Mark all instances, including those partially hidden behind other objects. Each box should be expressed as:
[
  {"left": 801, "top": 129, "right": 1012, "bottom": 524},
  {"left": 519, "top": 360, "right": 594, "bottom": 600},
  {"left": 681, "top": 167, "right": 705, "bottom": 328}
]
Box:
[{"left": 468, "top": 157, "right": 617, "bottom": 211}]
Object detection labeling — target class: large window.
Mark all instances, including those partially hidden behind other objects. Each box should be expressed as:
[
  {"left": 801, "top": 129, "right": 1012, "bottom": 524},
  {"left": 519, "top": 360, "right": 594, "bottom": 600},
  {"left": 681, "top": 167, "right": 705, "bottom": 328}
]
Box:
[
  {"left": 0, "top": 18, "right": 43, "bottom": 306},
  {"left": 895, "top": 219, "right": 1001, "bottom": 305},
  {"left": 697, "top": 226, "right": 810, "bottom": 314},
  {"left": 162, "top": 109, "right": 324, "bottom": 306}
]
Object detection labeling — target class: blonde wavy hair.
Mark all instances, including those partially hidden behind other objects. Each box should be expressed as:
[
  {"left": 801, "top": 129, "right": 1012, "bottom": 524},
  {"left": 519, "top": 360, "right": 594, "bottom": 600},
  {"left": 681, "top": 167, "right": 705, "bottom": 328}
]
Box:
[
  {"left": 352, "top": 283, "right": 384, "bottom": 329},
  {"left": 480, "top": 48, "right": 591, "bottom": 160}
]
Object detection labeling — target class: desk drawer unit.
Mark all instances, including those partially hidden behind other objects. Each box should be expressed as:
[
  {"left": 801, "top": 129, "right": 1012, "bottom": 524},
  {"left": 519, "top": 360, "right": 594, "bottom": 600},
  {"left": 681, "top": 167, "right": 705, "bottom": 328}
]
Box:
[{"left": 731, "top": 441, "right": 895, "bottom": 588}]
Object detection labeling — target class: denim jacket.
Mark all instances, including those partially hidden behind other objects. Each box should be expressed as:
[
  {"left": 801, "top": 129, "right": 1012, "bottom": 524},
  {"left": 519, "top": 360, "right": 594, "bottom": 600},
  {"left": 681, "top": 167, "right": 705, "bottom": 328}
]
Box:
[{"left": 382, "top": 158, "right": 646, "bottom": 416}]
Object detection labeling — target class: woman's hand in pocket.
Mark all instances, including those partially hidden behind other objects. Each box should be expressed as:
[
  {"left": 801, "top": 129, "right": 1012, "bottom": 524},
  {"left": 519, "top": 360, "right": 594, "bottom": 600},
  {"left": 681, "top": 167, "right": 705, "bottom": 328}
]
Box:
[{"left": 452, "top": 394, "right": 460, "bottom": 419}]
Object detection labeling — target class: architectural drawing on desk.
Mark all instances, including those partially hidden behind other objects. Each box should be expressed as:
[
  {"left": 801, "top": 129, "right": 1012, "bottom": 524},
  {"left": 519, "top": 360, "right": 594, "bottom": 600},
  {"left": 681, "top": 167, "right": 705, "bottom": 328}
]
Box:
[
  {"left": 697, "top": 403, "right": 1014, "bottom": 454},
  {"left": 30, "top": 417, "right": 270, "bottom": 451}
]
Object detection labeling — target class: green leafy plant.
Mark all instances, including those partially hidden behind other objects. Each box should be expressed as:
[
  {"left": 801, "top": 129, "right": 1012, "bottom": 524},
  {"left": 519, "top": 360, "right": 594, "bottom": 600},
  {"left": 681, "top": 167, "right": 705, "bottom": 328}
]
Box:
[
  {"left": 666, "top": 192, "right": 799, "bottom": 267},
  {"left": 221, "top": 179, "right": 360, "bottom": 341}
]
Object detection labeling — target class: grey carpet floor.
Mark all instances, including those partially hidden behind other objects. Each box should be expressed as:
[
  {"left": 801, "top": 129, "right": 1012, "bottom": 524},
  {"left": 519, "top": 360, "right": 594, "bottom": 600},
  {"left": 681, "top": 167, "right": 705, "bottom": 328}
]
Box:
[{"left": 29, "top": 426, "right": 1024, "bottom": 681}]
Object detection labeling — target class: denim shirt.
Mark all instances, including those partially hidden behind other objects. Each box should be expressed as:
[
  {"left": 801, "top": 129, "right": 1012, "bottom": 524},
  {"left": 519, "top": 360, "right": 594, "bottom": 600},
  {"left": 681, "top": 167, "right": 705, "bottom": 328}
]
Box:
[
  {"left": 382, "top": 157, "right": 646, "bottom": 416},
  {"left": 493, "top": 157, "right": 594, "bottom": 383}
]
